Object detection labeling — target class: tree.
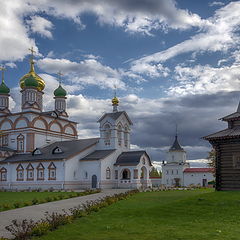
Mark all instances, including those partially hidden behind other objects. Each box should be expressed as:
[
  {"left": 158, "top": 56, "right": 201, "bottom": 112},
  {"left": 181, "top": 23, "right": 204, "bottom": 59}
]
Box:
[
  {"left": 207, "top": 149, "right": 216, "bottom": 176},
  {"left": 149, "top": 167, "right": 161, "bottom": 178}
]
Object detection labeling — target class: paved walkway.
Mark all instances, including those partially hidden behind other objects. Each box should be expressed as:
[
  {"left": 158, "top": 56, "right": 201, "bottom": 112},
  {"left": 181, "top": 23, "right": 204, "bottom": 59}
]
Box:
[{"left": 0, "top": 189, "right": 128, "bottom": 239}]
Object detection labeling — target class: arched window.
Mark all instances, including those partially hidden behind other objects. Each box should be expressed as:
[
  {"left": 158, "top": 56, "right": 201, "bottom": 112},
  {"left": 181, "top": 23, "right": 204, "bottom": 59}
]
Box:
[
  {"left": 16, "top": 164, "right": 24, "bottom": 181},
  {"left": 124, "top": 127, "right": 128, "bottom": 147},
  {"left": 37, "top": 163, "right": 45, "bottom": 180},
  {"left": 122, "top": 169, "right": 131, "bottom": 180},
  {"left": 117, "top": 125, "right": 122, "bottom": 146},
  {"left": 106, "top": 167, "right": 111, "bottom": 179},
  {"left": 48, "top": 162, "right": 56, "bottom": 180},
  {"left": 0, "top": 167, "right": 7, "bottom": 181},
  {"left": 26, "top": 163, "right": 34, "bottom": 181},
  {"left": 17, "top": 134, "right": 24, "bottom": 152},
  {"left": 104, "top": 124, "right": 111, "bottom": 146}
]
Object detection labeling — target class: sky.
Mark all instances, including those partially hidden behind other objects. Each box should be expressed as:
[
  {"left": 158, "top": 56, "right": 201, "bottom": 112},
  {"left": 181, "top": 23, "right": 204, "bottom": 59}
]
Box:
[{"left": 1, "top": 0, "right": 240, "bottom": 167}]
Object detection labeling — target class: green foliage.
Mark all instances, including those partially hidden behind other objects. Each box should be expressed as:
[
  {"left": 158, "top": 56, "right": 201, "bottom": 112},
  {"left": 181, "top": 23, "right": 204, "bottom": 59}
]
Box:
[
  {"left": 149, "top": 167, "right": 161, "bottom": 177},
  {"left": 32, "top": 222, "right": 51, "bottom": 237}
]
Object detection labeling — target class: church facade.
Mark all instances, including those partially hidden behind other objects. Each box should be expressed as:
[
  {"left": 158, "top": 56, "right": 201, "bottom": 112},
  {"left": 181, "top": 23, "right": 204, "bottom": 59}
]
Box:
[
  {"left": 0, "top": 55, "right": 152, "bottom": 190},
  {"left": 162, "top": 135, "right": 214, "bottom": 187}
]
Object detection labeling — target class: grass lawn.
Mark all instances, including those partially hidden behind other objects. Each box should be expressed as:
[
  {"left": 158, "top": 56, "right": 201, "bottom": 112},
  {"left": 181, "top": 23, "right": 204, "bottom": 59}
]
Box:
[
  {"left": 33, "top": 189, "right": 240, "bottom": 240},
  {"left": 0, "top": 191, "right": 95, "bottom": 211}
]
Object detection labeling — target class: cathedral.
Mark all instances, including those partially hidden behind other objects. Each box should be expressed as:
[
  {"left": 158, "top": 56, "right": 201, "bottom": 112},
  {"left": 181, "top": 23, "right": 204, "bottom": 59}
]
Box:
[{"left": 0, "top": 53, "right": 152, "bottom": 190}]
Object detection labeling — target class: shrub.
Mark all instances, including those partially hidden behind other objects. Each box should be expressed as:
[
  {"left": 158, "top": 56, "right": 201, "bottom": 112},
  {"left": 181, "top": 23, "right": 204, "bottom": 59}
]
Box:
[
  {"left": 5, "top": 219, "right": 36, "bottom": 240},
  {"left": 13, "top": 202, "right": 21, "bottom": 208},
  {"left": 2, "top": 203, "right": 11, "bottom": 210},
  {"left": 45, "top": 197, "right": 53, "bottom": 202},
  {"left": 32, "top": 198, "right": 39, "bottom": 205},
  {"left": 31, "top": 221, "right": 51, "bottom": 236}
]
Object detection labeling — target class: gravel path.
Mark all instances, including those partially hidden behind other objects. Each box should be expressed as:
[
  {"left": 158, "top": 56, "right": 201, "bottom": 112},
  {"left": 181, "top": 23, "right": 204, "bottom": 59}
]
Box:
[{"left": 0, "top": 189, "right": 128, "bottom": 239}]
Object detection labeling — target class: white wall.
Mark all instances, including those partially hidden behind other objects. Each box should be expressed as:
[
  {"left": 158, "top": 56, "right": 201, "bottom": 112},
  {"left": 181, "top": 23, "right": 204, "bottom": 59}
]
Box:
[{"left": 184, "top": 172, "right": 214, "bottom": 187}]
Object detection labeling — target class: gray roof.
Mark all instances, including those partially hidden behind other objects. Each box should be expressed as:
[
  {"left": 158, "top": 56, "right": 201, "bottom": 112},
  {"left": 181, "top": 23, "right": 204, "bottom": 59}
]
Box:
[
  {"left": 98, "top": 111, "right": 133, "bottom": 125},
  {"left": 80, "top": 150, "right": 116, "bottom": 161},
  {"left": 169, "top": 136, "right": 184, "bottom": 151},
  {"left": 204, "top": 126, "right": 240, "bottom": 140},
  {"left": 115, "top": 151, "right": 152, "bottom": 166},
  {"left": 3, "top": 138, "right": 99, "bottom": 163},
  {"left": 221, "top": 112, "right": 240, "bottom": 121},
  {"left": 0, "top": 146, "right": 16, "bottom": 152}
]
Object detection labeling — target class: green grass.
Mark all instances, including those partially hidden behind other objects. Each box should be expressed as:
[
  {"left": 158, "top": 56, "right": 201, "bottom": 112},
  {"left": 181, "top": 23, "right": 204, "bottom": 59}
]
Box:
[
  {"left": 0, "top": 191, "right": 96, "bottom": 211},
  {"left": 34, "top": 189, "right": 240, "bottom": 240}
]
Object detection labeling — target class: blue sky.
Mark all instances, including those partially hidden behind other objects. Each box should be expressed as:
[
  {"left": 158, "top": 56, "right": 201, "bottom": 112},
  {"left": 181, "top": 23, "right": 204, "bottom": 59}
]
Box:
[{"left": 1, "top": 0, "right": 240, "bottom": 165}]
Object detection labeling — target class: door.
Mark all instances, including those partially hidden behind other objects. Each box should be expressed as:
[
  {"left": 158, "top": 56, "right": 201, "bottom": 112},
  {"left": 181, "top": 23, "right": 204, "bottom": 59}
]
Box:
[
  {"left": 202, "top": 179, "right": 207, "bottom": 187},
  {"left": 92, "top": 175, "right": 97, "bottom": 188}
]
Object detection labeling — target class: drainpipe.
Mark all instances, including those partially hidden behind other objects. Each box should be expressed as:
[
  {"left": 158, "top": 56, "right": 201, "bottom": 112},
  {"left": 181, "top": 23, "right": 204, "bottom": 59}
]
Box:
[{"left": 62, "top": 160, "right": 65, "bottom": 190}]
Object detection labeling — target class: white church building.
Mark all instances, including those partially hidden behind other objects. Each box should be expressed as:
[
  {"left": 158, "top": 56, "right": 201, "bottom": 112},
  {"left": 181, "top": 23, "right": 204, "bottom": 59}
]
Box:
[
  {"left": 162, "top": 135, "right": 214, "bottom": 187},
  {"left": 0, "top": 54, "right": 152, "bottom": 190}
]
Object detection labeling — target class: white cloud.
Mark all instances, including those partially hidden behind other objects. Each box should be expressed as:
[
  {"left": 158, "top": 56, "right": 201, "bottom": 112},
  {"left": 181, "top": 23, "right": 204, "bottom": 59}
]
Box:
[
  {"left": 209, "top": 1, "right": 225, "bottom": 7},
  {"left": 37, "top": 57, "right": 126, "bottom": 90},
  {"left": 130, "top": 2, "right": 240, "bottom": 77},
  {"left": 0, "top": 0, "right": 204, "bottom": 61},
  {"left": 169, "top": 64, "right": 240, "bottom": 95},
  {"left": 27, "top": 16, "right": 54, "bottom": 39}
]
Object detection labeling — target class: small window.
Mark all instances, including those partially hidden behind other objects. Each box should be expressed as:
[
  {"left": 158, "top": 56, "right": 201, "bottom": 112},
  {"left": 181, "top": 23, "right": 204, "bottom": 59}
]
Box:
[
  {"left": 17, "top": 134, "right": 24, "bottom": 152},
  {"left": 176, "top": 170, "right": 178, "bottom": 175},
  {"left": 32, "top": 148, "right": 42, "bottom": 155},
  {"left": 172, "top": 170, "right": 174, "bottom": 175},
  {"left": 0, "top": 167, "right": 7, "bottom": 181},
  {"left": 48, "top": 162, "right": 56, "bottom": 180},
  {"left": 106, "top": 167, "right": 111, "bottom": 179},
  {"left": 84, "top": 171, "right": 88, "bottom": 179},
  {"left": 142, "top": 158, "right": 145, "bottom": 165},
  {"left": 26, "top": 163, "right": 34, "bottom": 181},
  {"left": 37, "top": 163, "right": 45, "bottom": 180},
  {"left": 52, "top": 146, "right": 63, "bottom": 154},
  {"left": 166, "top": 170, "right": 169, "bottom": 175},
  {"left": 16, "top": 164, "right": 24, "bottom": 181},
  {"left": 115, "top": 170, "right": 118, "bottom": 179}
]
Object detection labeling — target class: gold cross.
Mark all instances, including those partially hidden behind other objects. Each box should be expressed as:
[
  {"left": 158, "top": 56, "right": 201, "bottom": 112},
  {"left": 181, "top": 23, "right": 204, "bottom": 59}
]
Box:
[
  {"left": 0, "top": 66, "right": 5, "bottom": 82},
  {"left": 28, "top": 47, "right": 36, "bottom": 60},
  {"left": 113, "top": 84, "right": 117, "bottom": 97},
  {"left": 57, "top": 71, "right": 64, "bottom": 84}
]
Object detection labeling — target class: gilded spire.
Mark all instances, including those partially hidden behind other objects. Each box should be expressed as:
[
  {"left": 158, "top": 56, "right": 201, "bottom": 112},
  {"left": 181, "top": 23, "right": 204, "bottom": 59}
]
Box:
[{"left": 112, "top": 85, "right": 119, "bottom": 112}]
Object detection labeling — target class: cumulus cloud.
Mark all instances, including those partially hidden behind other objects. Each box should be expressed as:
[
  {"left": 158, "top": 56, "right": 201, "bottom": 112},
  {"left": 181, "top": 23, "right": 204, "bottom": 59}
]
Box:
[
  {"left": 37, "top": 57, "right": 126, "bottom": 90},
  {"left": 130, "top": 1, "right": 240, "bottom": 76},
  {"left": 0, "top": 0, "right": 204, "bottom": 61},
  {"left": 169, "top": 64, "right": 240, "bottom": 95},
  {"left": 209, "top": 1, "right": 225, "bottom": 7},
  {"left": 27, "top": 16, "right": 54, "bottom": 39}
]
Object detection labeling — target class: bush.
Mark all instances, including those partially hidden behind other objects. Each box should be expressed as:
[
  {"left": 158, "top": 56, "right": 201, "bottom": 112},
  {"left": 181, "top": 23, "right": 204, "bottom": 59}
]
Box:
[
  {"left": 13, "top": 202, "right": 21, "bottom": 208},
  {"left": 32, "top": 198, "right": 39, "bottom": 205},
  {"left": 5, "top": 190, "right": 139, "bottom": 240},
  {"left": 45, "top": 197, "right": 53, "bottom": 202},
  {"left": 32, "top": 221, "right": 51, "bottom": 236},
  {"left": 5, "top": 219, "right": 36, "bottom": 240}
]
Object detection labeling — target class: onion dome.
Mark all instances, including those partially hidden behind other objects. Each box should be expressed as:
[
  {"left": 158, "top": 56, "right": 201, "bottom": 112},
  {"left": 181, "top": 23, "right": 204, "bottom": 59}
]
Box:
[
  {"left": 112, "top": 96, "right": 119, "bottom": 105},
  {"left": 169, "top": 135, "right": 184, "bottom": 151},
  {"left": 0, "top": 81, "right": 10, "bottom": 94},
  {"left": 20, "top": 60, "right": 45, "bottom": 91},
  {"left": 54, "top": 84, "right": 67, "bottom": 97},
  {"left": 0, "top": 68, "right": 10, "bottom": 94}
]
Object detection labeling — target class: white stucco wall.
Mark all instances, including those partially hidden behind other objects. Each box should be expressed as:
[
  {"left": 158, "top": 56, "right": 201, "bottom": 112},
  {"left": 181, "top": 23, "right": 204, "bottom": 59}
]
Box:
[{"left": 183, "top": 172, "right": 214, "bottom": 187}]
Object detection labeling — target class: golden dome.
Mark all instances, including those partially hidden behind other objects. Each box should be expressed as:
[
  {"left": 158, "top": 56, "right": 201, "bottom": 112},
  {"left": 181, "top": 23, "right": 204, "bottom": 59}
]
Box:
[
  {"left": 20, "top": 60, "right": 45, "bottom": 91},
  {"left": 112, "top": 96, "right": 119, "bottom": 105}
]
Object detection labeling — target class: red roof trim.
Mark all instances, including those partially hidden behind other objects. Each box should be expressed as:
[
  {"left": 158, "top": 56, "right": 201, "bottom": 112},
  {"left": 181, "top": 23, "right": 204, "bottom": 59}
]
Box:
[{"left": 184, "top": 168, "right": 214, "bottom": 173}]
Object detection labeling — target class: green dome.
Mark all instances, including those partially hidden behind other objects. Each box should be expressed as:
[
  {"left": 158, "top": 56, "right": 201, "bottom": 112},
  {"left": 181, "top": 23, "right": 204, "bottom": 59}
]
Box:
[
  {"left": 0, "top": 81, "right": 10, "bottom": 94},
  {"left": 54, "top": 84, "right": 67, "bottom": 97},
  {"left": 24, "top": 75, "right": 39, "bottom": 88}
]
